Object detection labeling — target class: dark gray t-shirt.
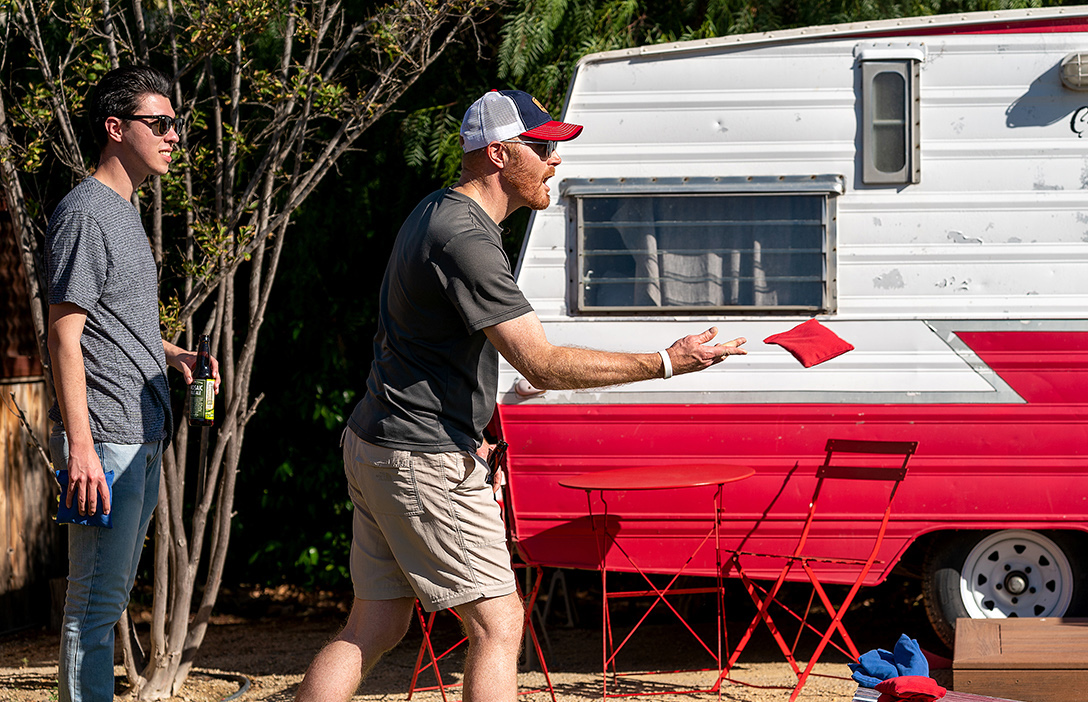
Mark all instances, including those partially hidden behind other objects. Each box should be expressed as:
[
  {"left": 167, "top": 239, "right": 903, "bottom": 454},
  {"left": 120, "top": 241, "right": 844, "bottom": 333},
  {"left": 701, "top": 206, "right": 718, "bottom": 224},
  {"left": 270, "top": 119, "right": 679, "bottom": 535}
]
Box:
[
  {"left": 349, "top": 188, "right": 532, "bottom": 452},
  {"left": 46, "top": 177, "right": 171, "bottom": 445}
]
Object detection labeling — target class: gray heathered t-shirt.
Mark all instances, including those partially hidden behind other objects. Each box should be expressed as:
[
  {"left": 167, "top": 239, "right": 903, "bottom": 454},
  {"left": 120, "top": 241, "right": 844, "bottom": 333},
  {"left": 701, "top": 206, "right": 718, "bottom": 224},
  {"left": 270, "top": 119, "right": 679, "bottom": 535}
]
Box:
[
  {"left": 45, "top": 177, "right": 172, "bottom": 445},
  {"left": 348, "top": 188, "right": 532, "bottom": 452}
]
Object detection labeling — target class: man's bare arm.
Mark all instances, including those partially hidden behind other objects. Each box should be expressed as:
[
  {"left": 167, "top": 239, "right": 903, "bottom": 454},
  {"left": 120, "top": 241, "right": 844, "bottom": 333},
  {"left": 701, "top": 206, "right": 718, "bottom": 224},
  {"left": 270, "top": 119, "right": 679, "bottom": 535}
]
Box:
[
  {"left": 484, "top": 311, "right": 746, "bottom": 391},
  {"left": 48, "top": 302, "right": 110, "bottom": 516}
]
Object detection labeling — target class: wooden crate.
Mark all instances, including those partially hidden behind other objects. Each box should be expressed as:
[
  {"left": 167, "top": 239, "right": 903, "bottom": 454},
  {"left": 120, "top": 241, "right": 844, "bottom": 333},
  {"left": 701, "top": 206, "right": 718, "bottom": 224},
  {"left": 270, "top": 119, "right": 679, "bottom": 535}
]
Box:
[{"left": 953, "top": 618, "right": 1088, "bottom": 702}]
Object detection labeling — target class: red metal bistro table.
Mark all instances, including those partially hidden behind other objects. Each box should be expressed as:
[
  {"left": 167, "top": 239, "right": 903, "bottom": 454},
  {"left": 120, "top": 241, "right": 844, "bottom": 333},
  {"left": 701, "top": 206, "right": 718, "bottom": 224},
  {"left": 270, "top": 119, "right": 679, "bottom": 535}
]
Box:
[{"left": 559, "top": 464, "right": 755, "bottom": 699}]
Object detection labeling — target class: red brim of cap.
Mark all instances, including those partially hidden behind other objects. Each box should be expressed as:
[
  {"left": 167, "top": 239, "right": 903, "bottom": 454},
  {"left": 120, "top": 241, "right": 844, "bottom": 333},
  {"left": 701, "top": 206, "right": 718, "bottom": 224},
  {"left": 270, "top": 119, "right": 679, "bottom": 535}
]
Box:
[{"left": 522, "top": 120, "right": 583, "bottom": 142}]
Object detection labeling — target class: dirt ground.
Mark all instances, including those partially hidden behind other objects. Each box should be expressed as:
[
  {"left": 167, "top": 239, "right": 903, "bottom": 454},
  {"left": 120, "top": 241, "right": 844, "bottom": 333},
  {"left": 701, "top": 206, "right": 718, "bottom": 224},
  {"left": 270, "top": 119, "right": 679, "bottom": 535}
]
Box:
[{"left": 0, "top": 574, "right": 954, "bottom": 702}]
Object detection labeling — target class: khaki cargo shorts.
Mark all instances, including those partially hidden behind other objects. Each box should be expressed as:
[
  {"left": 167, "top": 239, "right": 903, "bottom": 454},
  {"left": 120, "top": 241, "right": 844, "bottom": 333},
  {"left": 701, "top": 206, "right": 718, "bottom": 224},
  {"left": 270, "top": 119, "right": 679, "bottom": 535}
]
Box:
[{"left": 343, "top": 429, "right": 516, "bottom": 612}]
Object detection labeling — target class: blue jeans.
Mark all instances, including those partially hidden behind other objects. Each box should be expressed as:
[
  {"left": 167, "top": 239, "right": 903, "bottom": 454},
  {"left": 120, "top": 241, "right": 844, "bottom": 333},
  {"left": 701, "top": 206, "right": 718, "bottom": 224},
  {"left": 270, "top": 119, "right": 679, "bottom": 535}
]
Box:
[{"left": 50, "top": 428, "right": 162, "bottom": 702}]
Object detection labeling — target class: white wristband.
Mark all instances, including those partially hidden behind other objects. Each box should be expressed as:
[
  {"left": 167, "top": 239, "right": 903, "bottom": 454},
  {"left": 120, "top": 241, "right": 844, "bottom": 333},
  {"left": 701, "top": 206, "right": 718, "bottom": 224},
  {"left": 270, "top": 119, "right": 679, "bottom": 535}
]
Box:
[{"left": 658, "top": 349, "right": 673, "bottom": 379}]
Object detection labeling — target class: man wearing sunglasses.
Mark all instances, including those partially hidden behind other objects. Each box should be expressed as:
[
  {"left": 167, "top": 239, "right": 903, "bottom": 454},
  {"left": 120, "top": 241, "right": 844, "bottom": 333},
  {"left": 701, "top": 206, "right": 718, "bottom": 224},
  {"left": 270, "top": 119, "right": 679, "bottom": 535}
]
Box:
[
  {"left": 296, "top": 88, "right": 745, "bottom": 702},
  {"left": 45, "top": 65, "right": 219, "bottom": 702}
]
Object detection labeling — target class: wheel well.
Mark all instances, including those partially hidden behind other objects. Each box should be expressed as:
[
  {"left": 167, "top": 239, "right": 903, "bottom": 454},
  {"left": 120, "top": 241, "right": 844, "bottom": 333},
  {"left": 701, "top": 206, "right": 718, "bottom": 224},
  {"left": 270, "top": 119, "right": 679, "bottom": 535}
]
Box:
[
  {"left": 892, "top": 528, "right": 1088, "bottom": 581},
  {"left": 891, "top": 531, "right": 944, "bottom": 580}
]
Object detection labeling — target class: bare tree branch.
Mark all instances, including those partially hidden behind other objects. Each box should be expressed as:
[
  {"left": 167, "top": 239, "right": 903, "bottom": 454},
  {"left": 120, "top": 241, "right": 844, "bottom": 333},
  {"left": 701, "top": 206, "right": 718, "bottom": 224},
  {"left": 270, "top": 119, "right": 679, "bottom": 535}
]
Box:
[
  {"left": 11, "top": 0, "right": 86, "bottom": 173},
  {"left": 3, "top": 392, "right": 51, "bottom": 471}
]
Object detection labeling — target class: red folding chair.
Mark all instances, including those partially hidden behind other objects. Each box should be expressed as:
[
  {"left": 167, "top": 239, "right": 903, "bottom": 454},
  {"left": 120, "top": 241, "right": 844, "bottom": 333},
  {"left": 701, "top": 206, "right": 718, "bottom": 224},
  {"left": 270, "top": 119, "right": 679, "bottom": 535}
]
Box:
[
  {"left": 716, "top": 438, "right": 918, "bottom": 701},
  {"left": 409, "top": 602, "right": 466, "bottom": 702},
  {"left": 408, "top": 562, "right": 555, "bottom": 702},
  {"left": 408, "top": 441, "right": 557, "bottom": 702}
]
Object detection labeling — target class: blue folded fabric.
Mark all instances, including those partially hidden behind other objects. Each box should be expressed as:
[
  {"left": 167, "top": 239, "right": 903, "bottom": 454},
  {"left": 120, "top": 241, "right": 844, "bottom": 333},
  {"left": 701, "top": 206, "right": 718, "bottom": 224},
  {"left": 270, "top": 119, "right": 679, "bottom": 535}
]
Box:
[
  {"left": 55, "top": 470, "right": 114, "bottom": 528},
  {"left": 849, "top": 634, "right": 929, "bottom": 688}
]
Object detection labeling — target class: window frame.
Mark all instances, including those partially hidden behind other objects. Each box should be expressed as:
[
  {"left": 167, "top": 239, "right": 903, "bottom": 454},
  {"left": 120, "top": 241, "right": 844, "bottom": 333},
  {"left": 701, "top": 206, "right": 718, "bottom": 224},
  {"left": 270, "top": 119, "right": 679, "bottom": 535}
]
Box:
[
  {"left": 561, "top": 175, "right": 844, "bottom": 316},
  {"left": 860, "top": 54, "right": 922, "bottom": 185}
]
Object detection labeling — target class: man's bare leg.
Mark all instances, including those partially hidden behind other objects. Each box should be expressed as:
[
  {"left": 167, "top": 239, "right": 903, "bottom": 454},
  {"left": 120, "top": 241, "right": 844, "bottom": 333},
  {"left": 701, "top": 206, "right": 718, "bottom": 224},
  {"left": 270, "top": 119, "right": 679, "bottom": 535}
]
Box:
[
  {"left": 295, "top": 597, "right": 415, "bottom": 702},
  {"left": 456, "top": 592, "right": 525, "bottom": 702}
]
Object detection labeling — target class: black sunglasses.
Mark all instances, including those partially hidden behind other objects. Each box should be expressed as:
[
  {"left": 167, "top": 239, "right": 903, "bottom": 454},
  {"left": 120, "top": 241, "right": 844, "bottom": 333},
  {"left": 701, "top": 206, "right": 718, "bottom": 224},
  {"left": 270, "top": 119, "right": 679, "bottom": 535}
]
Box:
[
  {"left": 502, "top": 139, "right": 557, "bottom": 159},
  {"left": 116, "top": 114, "right": 185, "bottom": 136}
]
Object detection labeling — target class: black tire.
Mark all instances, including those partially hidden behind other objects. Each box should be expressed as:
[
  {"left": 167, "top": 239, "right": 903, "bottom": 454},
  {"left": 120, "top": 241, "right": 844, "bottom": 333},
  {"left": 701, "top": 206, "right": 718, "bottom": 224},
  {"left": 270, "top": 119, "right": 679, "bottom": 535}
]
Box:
[{"left": 922, "top": 529, "right": 1088, "bottom": 650}]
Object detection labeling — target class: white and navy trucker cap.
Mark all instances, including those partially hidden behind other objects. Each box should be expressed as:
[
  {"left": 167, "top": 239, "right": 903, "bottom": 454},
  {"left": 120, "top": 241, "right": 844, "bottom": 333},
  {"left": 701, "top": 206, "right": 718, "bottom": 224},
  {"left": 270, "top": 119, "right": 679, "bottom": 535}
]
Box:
[{"left": 460, "top": 89, "right": 583, "bottom": 153}]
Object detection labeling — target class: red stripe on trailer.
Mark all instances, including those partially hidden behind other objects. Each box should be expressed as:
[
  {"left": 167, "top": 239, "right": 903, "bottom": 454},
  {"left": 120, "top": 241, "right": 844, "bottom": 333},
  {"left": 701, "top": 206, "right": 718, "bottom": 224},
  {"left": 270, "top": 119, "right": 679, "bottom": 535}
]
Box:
[{"left": 496, "top": 332, "right": 1088, "bottom": 583}]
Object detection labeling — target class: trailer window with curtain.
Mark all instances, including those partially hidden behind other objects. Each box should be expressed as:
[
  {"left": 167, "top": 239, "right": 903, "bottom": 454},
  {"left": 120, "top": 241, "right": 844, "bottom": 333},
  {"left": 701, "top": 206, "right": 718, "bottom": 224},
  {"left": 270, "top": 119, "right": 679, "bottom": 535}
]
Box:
[{"left": 563, "top": 176, "right": 843, "bottom": 315}]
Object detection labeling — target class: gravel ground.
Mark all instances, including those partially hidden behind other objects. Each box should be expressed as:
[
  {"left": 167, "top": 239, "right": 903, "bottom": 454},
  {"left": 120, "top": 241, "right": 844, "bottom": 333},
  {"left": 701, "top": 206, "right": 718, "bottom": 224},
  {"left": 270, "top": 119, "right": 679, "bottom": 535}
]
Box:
[{"left": 0, "top": 576, "right": 953, "bottom": 702}]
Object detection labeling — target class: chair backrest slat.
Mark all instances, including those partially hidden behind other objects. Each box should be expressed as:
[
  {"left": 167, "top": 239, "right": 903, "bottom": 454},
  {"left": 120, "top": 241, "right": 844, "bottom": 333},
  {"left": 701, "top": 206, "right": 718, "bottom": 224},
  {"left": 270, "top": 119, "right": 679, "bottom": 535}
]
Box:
[
  {"left": 803, "top": 438, "right": 917, "bottom": 564},
  {"left": 818, "top": 439, "right": 917, "bottom": 484},
  {"left": 817, "top": 465, "right": 908, "bottom": 481},
  {"left": 824, "top": 438, "right": 918, "bottom": 455}
]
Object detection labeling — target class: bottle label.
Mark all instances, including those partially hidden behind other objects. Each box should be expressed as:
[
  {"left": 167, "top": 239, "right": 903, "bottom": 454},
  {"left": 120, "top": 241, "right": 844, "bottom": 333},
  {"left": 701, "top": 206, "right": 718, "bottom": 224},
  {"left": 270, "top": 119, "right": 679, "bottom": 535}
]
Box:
[{"left": 189, "top": 379, "right": 215, "bottom": 422}]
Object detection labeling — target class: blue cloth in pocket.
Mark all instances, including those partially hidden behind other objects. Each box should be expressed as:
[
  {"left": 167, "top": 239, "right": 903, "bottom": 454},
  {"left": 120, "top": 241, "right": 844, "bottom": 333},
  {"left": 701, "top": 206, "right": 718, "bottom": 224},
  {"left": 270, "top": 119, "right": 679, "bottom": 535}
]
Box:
[{"left": 55, "top": 470, "right": 114, "bottom": 528}]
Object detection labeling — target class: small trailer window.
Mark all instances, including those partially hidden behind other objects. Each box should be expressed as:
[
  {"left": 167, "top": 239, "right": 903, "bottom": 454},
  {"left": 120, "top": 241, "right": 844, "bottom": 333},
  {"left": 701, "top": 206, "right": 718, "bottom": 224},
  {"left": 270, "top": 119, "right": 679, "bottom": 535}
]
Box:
[
  {"left": 859, "top": 50, "right": 922, "bottom": 185},
  {"left": 562, "top": 176, "right": 843, "bottom": 315}
]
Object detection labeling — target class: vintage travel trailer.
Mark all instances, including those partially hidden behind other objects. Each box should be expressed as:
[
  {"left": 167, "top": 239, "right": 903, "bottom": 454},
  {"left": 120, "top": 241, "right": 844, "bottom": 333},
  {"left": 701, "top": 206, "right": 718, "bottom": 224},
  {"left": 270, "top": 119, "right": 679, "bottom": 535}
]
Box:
[{"left": 493, "top": 7, "right": 1088, "bottom": 648}]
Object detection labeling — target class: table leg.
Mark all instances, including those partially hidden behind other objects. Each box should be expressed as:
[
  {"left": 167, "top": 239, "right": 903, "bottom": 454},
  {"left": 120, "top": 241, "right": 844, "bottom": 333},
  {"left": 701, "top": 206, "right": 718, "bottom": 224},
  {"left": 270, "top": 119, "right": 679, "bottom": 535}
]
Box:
[
  {"left": 715, "top": 483, "right": 725, "bottom": 701},
  {"left": 584, "top": 489, "right": 612, "bottom": 699}
]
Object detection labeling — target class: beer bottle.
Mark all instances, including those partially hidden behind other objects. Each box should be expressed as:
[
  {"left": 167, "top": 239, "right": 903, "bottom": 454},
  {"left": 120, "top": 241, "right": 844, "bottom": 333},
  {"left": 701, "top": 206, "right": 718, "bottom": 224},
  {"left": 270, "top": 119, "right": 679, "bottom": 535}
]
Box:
[{"left": 188, "top": 334, "right": 215, "bottom": 427}]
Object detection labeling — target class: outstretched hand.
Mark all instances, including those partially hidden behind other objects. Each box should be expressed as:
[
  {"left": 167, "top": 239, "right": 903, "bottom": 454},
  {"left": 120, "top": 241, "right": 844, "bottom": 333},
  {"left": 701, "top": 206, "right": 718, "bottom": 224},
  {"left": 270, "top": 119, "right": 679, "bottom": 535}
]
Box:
[{"left": 667, "top": 327, "right": 746, "bottom": 376}]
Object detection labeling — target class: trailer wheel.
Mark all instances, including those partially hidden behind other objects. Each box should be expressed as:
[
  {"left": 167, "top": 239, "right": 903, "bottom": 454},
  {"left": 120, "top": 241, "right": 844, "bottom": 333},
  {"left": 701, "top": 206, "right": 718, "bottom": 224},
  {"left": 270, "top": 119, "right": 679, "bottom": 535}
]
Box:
[{"left": 922, "top": 530, "right": 1087, "bottom": 649}]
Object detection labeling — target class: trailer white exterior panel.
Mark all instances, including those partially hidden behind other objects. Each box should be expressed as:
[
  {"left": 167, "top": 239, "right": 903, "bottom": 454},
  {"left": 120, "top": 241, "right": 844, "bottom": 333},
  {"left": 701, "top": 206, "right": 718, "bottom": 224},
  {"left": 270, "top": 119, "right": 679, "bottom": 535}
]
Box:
[{"left": 495, "top": 10, "right": 1088, "bottom": 649}]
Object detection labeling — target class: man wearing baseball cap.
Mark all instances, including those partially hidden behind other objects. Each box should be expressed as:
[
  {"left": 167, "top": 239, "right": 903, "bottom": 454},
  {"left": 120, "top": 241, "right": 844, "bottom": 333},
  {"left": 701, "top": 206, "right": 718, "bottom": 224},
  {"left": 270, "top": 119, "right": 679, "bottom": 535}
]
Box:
[{"left": 295, "top": 90, "right": 746, "bottom": 702}]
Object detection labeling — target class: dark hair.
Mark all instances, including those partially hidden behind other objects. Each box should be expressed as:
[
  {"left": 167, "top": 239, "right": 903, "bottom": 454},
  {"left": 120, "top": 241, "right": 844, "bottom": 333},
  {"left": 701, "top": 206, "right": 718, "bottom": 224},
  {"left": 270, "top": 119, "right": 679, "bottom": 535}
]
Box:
[{"left": 89, "top": 66, "right": 172, "bottom": 148}]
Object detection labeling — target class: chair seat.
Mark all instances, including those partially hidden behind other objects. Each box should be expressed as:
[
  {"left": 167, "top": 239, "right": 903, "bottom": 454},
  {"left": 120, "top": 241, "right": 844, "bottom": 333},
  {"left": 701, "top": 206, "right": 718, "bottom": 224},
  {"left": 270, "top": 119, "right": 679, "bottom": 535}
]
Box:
[{"left": 730, "top": 549, "right": 886, "bottom": 567}]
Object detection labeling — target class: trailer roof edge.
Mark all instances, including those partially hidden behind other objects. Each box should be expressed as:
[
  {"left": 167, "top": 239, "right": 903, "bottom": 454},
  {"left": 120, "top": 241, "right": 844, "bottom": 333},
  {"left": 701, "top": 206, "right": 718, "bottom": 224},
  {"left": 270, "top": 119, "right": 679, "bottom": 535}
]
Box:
[{"left": 573, "top": 5, "right": 1088, "bottom": 70}]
